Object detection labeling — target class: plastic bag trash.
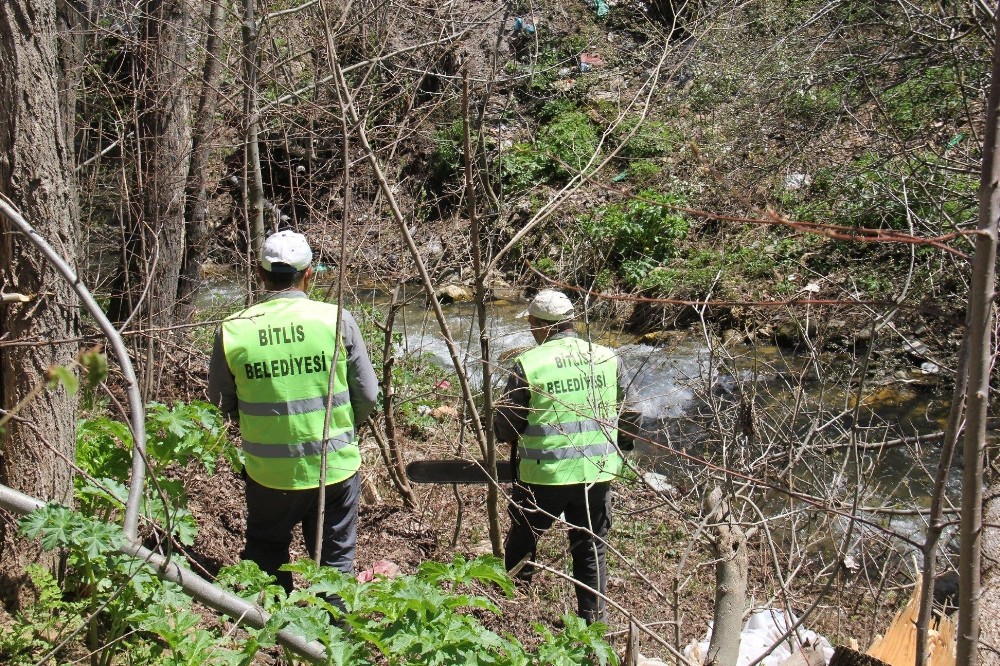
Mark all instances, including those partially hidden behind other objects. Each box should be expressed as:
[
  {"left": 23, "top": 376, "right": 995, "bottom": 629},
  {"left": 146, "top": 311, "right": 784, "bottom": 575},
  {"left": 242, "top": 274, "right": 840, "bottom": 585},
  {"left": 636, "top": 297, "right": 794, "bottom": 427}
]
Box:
[
  {"left": 784, "top": 173, "right": 811, "bottom": 190},
  {"left": 684, "top": 609, "right": 835, "bottom": 666},
  {"left": 586, "top": 0, "right": 609, "bottom": 18},
  {"left": 512, "top": 17, "right": 536, "bottom": 34}
]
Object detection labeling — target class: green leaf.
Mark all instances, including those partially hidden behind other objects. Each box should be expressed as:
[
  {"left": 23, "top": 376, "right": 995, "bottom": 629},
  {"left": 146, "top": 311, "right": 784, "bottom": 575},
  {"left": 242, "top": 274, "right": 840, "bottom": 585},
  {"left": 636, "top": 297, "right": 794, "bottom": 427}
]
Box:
[
  {"left": 79, "top": 347, "right": 108, "bottom": 390},
  {"left": 46, "top": 365, "right": 78, "bottom": 395}
]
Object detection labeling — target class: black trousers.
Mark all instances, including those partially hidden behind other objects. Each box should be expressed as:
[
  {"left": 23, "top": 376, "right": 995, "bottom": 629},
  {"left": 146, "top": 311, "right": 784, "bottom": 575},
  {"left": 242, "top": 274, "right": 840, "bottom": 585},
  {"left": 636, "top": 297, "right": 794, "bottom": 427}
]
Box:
[
  {"left": 243, "top": 472, "right": 360, "bottom": 593},
  {"left": 504, "top": 481, "right": 612, "bottom": 624}
]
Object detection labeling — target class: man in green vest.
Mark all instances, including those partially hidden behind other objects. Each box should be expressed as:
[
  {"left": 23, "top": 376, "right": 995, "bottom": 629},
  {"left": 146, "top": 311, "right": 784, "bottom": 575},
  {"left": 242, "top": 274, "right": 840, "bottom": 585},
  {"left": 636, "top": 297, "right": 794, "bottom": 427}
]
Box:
[
  {"left": 495, "top": 289, "right": 640, "bottom": 625},
  {"left": 208, "top": 230, "right": 378, "bottom": 593}
]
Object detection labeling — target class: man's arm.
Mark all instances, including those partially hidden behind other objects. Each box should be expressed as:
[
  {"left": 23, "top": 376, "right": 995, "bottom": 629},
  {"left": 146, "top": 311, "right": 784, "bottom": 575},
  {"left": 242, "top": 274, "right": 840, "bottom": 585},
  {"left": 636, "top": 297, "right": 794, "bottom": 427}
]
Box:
[
  {"left": 340, "top": 309, "right": 379, "bottom": 424},
  {"left": 207, "top": 330, "right": 239, "bottom": 420},
  {"left": 616, "top": 355, "right": 642, "bottom": 451},
  {"left": 494, "top": 361, "right": 530, "bottom": 444}
]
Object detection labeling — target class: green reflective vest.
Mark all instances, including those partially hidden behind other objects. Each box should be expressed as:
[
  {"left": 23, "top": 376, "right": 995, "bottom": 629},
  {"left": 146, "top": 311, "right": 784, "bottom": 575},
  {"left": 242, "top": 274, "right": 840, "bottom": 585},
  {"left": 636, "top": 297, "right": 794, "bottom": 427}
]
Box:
[
  {"left": 222, "top": 296, "right": 359, "bottom": 490},
  {"left": 515, "top": 336, "right": 622, "bottom": 485}
]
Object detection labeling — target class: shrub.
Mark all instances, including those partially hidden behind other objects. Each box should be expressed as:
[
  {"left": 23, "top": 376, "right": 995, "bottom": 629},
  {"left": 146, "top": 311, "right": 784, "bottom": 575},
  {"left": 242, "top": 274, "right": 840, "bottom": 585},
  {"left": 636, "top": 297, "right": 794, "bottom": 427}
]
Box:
[
  {"left": 536, "top": 110, "right": 600, "bottom": 177},
  {"left": 428, "top": 119, "right": 465, "bottom": 185},
  {"left": 582, "top": 190, "right": 689, "bottom": 285},
  {"left": 500, "top": 111, "right": 600, "bottom": 193}
]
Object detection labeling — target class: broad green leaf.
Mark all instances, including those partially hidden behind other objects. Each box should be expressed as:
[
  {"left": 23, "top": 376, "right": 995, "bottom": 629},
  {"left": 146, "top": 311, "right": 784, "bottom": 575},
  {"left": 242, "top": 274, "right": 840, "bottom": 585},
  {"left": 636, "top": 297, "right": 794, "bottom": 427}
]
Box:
[{"left": 47, "top": 365, "right": 78, "bottom": 395}]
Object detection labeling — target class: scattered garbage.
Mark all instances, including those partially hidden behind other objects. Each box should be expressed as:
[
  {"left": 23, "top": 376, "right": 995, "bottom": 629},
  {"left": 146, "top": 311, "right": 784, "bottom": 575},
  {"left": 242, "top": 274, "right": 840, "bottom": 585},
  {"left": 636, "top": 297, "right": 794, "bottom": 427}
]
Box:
[
  {"left": 641, "top": 471, "right": 677, "bottom": 496},
  {"left": 586, "top": 0, "right": 610, "bottom": 18},
  {"left": 684, "top": 608, "right": 835, "bottom": 666},
  {"left": 920, "top": 361, "right": 940, "bottom": 375},
  {"left": 356, "top": 559, "right": 400, "bottom": 583},
  {"left": 512, "top": 16, "right": 536, "bottom": 35},
  {"left": 580, "top": 53, "right": 605, "bottom": 72},
  {"left": 416, "top": 405, "right": 432, "bottom": 416},
  {"left": 784, "top": 173, "right": 812, "bottom": 190},
  {"left": 903, "top": 338, "right": 930, "bottom": 358}
]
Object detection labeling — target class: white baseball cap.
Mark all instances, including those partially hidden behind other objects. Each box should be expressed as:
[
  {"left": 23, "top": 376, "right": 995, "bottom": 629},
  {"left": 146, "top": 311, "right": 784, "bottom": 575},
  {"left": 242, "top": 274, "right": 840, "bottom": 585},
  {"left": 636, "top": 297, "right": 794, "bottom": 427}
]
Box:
[
  {"left": 261, "top": 230, "right": 312, "bottom": 273},
  {"left": 517, "top": 289, "right": 575, "bottom": 322}
]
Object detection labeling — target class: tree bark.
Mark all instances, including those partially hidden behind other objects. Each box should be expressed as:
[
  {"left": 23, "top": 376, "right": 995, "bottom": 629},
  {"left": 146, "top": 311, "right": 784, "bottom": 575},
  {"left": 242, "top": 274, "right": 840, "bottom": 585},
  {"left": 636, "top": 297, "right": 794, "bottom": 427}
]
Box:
[
  {"left": 176, "top": 0, "right": 226, "bottom": 322},
  {"left": 979, "top": 479, "right": 1000, "bottom": 665},
  {"left": 106, "top": 0, "right": 191, "bottom": 396},
  {"left": 242, "top": 0, "right": 266, "bottom": 261},
  {"left": 704, "top": 487, "right": 748, "bottom": 666},
  {"left": 0, "top": 0, "right": 81, "bottom": 605},
  {"left": 956, "top": 6, "right": 1000, "bottom": 664}
]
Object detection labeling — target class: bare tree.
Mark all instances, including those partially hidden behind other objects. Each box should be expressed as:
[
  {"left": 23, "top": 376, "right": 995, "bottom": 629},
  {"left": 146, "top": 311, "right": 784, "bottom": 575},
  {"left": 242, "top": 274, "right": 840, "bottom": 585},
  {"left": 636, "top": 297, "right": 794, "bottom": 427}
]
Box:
[
  {"left": 106, "top": 0, "right": 192, "bottom": 396},
  {"left": 176, "top": 0, "right": 226, "bottom": 323},
  {"left": 956, "top": 7, "right": 1000, "bottom": 664}
]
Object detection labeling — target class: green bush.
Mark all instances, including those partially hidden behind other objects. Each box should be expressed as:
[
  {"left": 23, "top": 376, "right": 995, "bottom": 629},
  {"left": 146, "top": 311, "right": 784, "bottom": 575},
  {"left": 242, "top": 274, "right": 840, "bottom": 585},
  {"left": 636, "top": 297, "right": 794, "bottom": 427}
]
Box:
[
  {"left": 428, "top": 119, "right": 466, "bottom": 185},
  {"left": 537, "top": 110, "right": 600, "bottom": 177},
  {"left": 582, "top": 190, "right": 689, "bottom": 285},
  {"left": 75, "top": 401, "right": 237, "bottom": 546},
  {"left": 11, "top": 506, "right": 620, "bottom": 666},
  {"left": 500, "top": 111, "right": 599, "bottom": 193},
  {"left": 635, "top": 250, "right": 720, "bottom": 298},
  {"left": 626, "top": 160, "right": 663, "bottom": 185},
  {"left": 534, "top": 257, "right": 558, "bottom": 275},
  {"left": 501, "top": 142, "right": 553, "bottom": 194}
]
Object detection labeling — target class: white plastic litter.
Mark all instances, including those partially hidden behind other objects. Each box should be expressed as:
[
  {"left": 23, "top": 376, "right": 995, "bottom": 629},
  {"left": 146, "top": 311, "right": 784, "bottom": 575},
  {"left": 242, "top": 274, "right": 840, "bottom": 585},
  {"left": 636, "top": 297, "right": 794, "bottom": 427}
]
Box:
[{"left": 683, "top": 609, "right": 836, "bottom": 666}]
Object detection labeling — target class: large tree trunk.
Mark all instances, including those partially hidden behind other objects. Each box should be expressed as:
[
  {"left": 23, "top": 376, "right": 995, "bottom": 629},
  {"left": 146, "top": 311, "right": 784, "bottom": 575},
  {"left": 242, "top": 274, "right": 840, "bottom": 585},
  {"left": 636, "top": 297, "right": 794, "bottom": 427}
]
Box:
[
  {"left": 0, "top": 0, "right": 81, "bottom": 606},
  {"left": 106, "top": 0, "right": 191, "bottom": 396}
]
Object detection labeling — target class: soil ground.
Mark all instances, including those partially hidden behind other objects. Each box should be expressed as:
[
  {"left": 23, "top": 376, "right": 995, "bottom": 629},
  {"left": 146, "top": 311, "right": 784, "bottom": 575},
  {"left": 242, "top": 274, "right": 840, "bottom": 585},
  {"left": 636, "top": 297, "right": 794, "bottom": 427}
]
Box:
[{"left": 181, "top": 426, "right": 906, "bottom": 665}]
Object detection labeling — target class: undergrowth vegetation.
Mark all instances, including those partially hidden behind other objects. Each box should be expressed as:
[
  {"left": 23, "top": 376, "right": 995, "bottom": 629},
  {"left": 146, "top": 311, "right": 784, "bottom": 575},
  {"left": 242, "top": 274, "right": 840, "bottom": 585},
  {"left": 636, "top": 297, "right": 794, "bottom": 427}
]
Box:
[
  {"left": 457, "top": 0, "right": 987, "bottom": 336},
  {"left": 4, "top": 398, "right": 614, "bottom": 665}
]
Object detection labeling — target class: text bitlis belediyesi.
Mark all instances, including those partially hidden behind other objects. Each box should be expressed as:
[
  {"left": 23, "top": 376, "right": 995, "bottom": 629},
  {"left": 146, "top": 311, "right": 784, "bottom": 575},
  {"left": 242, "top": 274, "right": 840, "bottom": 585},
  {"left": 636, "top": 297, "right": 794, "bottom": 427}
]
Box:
[{"left": 244, "top": 324, "right": 329, "bottom": 379}]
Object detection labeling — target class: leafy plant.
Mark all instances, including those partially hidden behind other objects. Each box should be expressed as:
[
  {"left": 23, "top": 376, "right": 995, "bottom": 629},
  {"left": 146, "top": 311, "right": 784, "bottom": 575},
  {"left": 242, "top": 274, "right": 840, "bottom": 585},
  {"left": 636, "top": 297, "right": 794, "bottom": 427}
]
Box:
[
  {"left": 536, "top": 110, "right": 600, "bottom": 177},
  {"left": 18, "top": 505, "right": 256, "bottom": 665},
  {"left": 145, "top": 400, "right": 231, "bottom": 474},
  {"left": 429, "top": 119, "right": 466, "bottom": 185},
  {"left": 0, "top": 564, "right": 88, "bottom": 666},
  {"left": 501, "top": 142, "right": 553, "bottom": 194},
  {"left": 75, "top": 401, "right": 237, "bottom": 546},
  {"left": 238, "top": 555, "right": 620, "bottom": 666},
  {"left": 582, "top": 190, "right": 689, "bottom": 285}
]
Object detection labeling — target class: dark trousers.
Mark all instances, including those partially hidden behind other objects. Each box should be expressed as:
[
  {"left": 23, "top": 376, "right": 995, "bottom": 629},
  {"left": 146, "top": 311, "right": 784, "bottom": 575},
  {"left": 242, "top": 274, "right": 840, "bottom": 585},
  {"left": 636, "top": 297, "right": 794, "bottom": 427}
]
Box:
[
  {"left": 243, "top": 472, "right": 360, "bottom": 594},
  {"left": 504, "top": 481, "right": 612, "bottom": 624}
]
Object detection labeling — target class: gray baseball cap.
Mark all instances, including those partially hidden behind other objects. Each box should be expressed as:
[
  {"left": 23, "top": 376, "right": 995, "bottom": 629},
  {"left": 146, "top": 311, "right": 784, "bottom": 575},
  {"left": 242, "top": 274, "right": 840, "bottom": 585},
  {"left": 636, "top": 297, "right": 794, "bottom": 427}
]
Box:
[
  {"left": 517, "top": 289, "right": 575, "bottom": 322},
  {"left": 261, "top": 230, "right": 312, "bottom": 273}
]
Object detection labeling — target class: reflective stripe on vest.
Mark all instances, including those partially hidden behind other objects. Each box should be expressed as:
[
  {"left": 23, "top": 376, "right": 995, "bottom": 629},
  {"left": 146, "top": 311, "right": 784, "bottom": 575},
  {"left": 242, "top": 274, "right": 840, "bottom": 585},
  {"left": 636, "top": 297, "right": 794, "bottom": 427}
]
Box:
[
  {"left": 222, "top": 297, "right": 359, "bottom": 490},
  {"left": 237, "top": 390, "right": 351, "bottom": 417},
  {"left": 243, "top": 428, "right": 355, "bottom": 458},
  {"left": 516, "top": 336, "right": 622, "bottom": 485}
]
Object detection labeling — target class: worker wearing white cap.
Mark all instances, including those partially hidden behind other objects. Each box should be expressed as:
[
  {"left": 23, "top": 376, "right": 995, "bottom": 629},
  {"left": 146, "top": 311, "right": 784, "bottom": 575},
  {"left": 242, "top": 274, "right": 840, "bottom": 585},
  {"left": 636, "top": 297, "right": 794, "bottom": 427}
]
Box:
[
  {"left": 208, "top": 230, "right": 378, "bottom": 595},
  {"left": 495, "top": 289, "right": 640, "bottom": 624}
]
